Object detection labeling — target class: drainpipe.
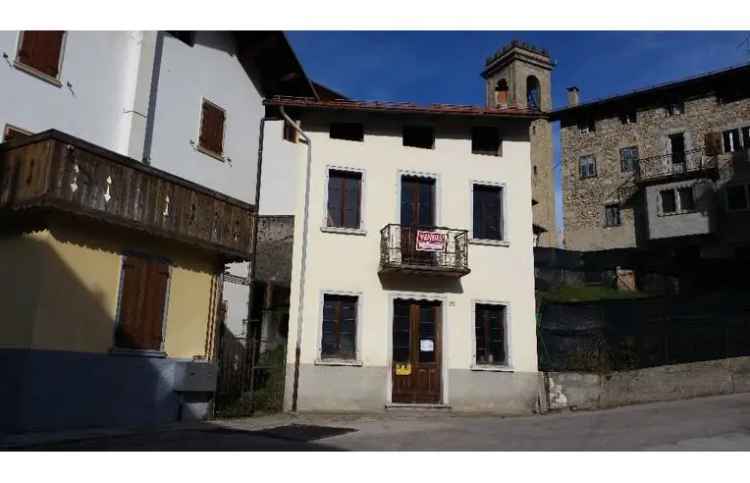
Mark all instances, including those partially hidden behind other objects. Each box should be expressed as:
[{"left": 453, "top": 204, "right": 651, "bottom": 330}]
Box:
[
  {"left": 245, "top": 115, "right": 268, "bottom": 411},
  {"left": 142, "top": 31, "right": 165, "bottom": 164},
  {"left": 279, "top": 105, "right": 312, "bottom": 412}
]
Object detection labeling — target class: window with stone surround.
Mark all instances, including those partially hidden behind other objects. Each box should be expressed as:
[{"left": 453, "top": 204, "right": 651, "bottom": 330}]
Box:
[
  {"left": 620, "top": 146, "right": 639, "bottom": 172},
  {"left": 579, "top": 155, "right": 597, "bottom": 179},
  {"left": 723, "top": 128, "right": 743, "bottom": 153},
  {"left": 604, "top": 204, "right": 621, "bottom": 227},
  {"left": 321, "top": 294, "right": 358, "bottom": 360},
  {"left": 666, "top": 101, "right": 684, "bottom": 116}
]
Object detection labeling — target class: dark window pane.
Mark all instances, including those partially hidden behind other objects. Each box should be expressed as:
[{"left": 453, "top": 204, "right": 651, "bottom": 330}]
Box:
[
  {"left": 742, "top": 127, "right": 750, "bottom": 149},
  {"left": 473, "top": 185, "right": 502, "bottom": 240},
  {"left": 727, "top": 185, "right": 748, "bottom": 211},
  {"left": 403, "top": 126, "right": 434, "bottom": 149},
  {"left": 472, "top": 126, "right": 500, "bottom": 155},
  {"left": 580, "top": 156, "right": 596, "bottom": 178},
  {"left": 724, "top": 129, "right": 741, "bottom": 153},
  {"left": 605, "top": 205, "right": 621, "bottom": 227},
  {"left": 620, "top": 146, "right": 638, "bottom": 172},
  {"left": 661, "top": 190, "right": 677, "bottom": 214},
  {"left": 321, "top": 294, "right": 358, "bottom": 359},
  {"left": 475, "top": 304, "right": 506, "bottom": 365},
  {"left": 679, "top": 187, "right": 695, "bottom": 211},
  {"left": 330, "top": 123, "right": 364, "bottom": 141},
  {"left": 327, "top": 170, "right": 361, "bottom": 228}
]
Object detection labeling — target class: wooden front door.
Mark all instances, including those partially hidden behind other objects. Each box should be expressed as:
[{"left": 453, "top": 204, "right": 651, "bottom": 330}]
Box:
[
  {"left": 392, "top": 299, "right": 442, "bottom": 404},
  {"left": 400, "top": 176, "right": 435, "bottom": 266}
]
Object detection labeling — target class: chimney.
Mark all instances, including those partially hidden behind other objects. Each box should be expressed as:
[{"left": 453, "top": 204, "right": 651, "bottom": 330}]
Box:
[{"left": 567, "top": 87, "right": 580, "bottom": 107}]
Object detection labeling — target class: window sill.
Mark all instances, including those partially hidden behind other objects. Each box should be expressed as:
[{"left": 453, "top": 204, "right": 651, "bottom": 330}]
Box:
[
  {"left": 472, "top": 150, "right": 501, "bottom": 157},
  {"left": 194, "top": 144, "right": 227, "bottom": 163},
  {"left": 320, "top": 226, "right": 367, "bottom": 236},
  {"left": 314, "top": 359, "right": 363, "bottom": 367},
  {"left": 470, "top": 364, "right": 514, "bottom": 373},
  {"left": 469, "top": 238, "right": 509, "bottom": 247},
  {"left": 603, "top": 224, "right": 622, "bottom": 229},
  {"left": 657, "top": 210, "right": 698, "bottom": 218},
  {"left": 110, "top": 348, "right": 167, "bottom": 358},
  {"left": 13, "top": 60, "right": 63, "bottom": 87}
]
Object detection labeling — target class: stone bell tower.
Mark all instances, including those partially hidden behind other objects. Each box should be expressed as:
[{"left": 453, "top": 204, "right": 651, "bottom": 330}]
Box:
[{"left": 481, "top": 40, "right": 557, "bottom": 247}]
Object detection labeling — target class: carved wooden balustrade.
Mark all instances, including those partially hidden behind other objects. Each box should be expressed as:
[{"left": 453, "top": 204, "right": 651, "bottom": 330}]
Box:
[{"left": 0, "top": 130, "right": 255, "bottom": 261}]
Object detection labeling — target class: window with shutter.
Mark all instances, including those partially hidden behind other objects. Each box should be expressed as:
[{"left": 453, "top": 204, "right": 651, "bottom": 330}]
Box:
[
  {"left": 326, "top": 169, "right": 362, "bottom": 229},
  {"left": 321, "top": 294, "right": 358, "bottom": 360},
  {"left": 198, "top": 99, "right": 226, "bottom": 157},
  {"left": 475, "top": 304, "right": 507, "bottom": 366},
  {"left": 16, "top": 31, "right": 65, "bottom": 79},
  {"left": 473, "top": 184, "right": 503, "bottom": 240},
  {"left": 115, "top": 255, "right": 170, "bottom": 351}
]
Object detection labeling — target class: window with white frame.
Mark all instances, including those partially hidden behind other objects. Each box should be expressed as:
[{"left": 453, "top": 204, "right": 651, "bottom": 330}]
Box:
[
  {"left": 579, "top": 155, "right": 597, "bottom": 179},
  {"left": 723, "top": 128, "right": 742, "bottom": 153},
  {"left": 474, "top": 303, "right": 507, "bottom": 366},
  {"left": 321, "top": 294, "right": 358, "bottom": 360},
  {"left": 659, "top": 185, "right": 697, "bottom": 215},
  {"left": 604, "top": 204, "right": 621, "bottom": 227}
]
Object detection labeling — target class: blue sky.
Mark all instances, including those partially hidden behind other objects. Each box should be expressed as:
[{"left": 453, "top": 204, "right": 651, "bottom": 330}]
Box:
[{"left": 287, "top": 31, "right": 750, "bottom": 231}]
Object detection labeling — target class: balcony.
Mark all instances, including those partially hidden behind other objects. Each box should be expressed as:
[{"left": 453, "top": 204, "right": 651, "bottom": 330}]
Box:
[
  {"left": 634, "top": 148, "right": 718, "bottom": 184},
  {"left": 379, "top": 224, "right": 470, "bottom": 277},
  {"left": 0, "top": 130, "right": 255, "bottom": 261}
]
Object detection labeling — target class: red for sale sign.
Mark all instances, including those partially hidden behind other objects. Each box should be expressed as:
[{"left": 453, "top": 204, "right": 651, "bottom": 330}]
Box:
[{"left": 416, "top": 230, "right": 446, "bottom": 252}]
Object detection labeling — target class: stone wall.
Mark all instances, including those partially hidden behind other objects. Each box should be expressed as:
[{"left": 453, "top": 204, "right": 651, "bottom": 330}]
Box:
[
  {"left": 545, "top": 356, "right": 750, "bottom": 411},
  {"left": 561, "top": 93, "right": 750, "bottom": 252}
]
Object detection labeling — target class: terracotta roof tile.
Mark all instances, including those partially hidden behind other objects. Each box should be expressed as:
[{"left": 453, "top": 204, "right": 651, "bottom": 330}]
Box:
[{"left": 264, "top": 96, "right": 545, "bottom": 119}]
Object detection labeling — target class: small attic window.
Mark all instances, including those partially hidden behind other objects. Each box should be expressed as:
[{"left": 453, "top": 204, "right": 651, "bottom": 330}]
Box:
[
  {"left": 330, "top": 122, "right": 364, "bottom": 142},
  {"left": 471, "top": 126, "right": 501, "bottom": 156},
  {"left": 403, "top": 125, "right": 434, "bottom": 149}
]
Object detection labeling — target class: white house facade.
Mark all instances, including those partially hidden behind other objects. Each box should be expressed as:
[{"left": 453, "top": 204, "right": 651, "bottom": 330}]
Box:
[
  {"left": 0, "top": 30, "right": 317, "bottom": 343},
  {"left": 263, "top": 97, "right": 543, "bottom": 414}
]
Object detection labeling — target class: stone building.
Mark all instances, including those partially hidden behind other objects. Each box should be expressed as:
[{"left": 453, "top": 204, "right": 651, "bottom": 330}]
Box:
[
  {"left": 482, "top": 41, "right": 557, "bottom": 247},
  {"left": 551, "top": 62, "right": 750, "bottom": 259}
]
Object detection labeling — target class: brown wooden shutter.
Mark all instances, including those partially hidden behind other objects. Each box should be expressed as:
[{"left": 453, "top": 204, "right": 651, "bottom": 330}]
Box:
[
  {"left": 116, "top": 256, "right": 169, "bottom": 351},
  {"left": 199, "top": 101, "right": 225, "bottom": 155},
  {"left": 117, "top": 256, "right": 148, "bottom": 349},
  {"left": 143, "top": 260, "right": 170, "bottom": 351},
  {"left": 18, "top": 31, "right": 64, "bottom": 78}
]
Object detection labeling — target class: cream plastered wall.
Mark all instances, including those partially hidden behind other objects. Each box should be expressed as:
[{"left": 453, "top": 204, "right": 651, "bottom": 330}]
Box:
[
  {"left": 0, "top": 230, "right": 48, "bottom": 349},
  {"left": 1, "top": 220, "right": 218, "bottom": 359},
  {"left": 283, "top": 113, "right": 538, "bottom": 383}
]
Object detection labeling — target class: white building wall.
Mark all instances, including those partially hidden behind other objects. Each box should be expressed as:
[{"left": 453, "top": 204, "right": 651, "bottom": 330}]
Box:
[
  {"left": 259, "top": 120, "right": 304, "bottom": 216},
  {"left": 282, "top": 114, "right": 540, "bottom": 413},
  {"left": 146, "top": 31, "right": 267, "bottom": 340},
  {"left": 147, "top": 31, "right": 263, "bottom": 205},
  {"left": 0, "top": 31, "right": 145, "bottom": 154}
]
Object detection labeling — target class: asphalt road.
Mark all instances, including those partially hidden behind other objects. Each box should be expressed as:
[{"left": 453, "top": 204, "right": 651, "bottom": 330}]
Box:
[{"left": 13, "top": 393, "right": 750, "bottom": 451}]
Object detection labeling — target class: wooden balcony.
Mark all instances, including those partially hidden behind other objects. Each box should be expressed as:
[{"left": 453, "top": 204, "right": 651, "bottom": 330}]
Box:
[
  {"left": 379, "top": 224, "right": 470, "bottom": 277},
  {"left": 0, "top": 130, "right": 255, "bottom": 261}
]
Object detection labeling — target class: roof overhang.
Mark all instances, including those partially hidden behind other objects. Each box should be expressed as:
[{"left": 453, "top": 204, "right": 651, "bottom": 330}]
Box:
[
  {"left": 264, "top": 96, "right": 547, "bottom": 121},
  {"left": 550, "top": 61, "right": 750, "bottom": 122}
]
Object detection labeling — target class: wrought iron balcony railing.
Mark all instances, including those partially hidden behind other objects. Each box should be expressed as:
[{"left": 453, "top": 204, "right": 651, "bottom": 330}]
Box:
[
  {"left": 634, "top": 148, "right": 717, "bottom": 183},
  {"left": 379, "top": 224, "right": 470, "bottom": 277}
]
